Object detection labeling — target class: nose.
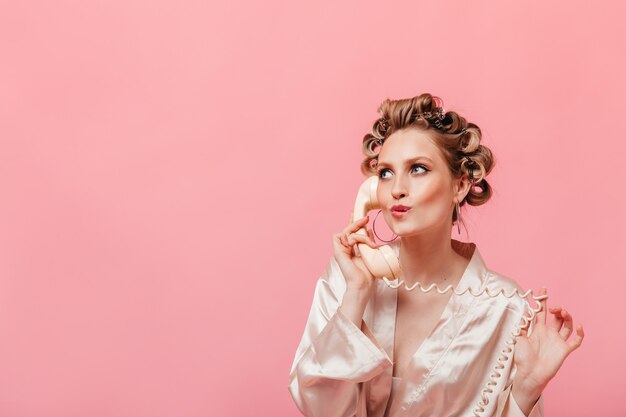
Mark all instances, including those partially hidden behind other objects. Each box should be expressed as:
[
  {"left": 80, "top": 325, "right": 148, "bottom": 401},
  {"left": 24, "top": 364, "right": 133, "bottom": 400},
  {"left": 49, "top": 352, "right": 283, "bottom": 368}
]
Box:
[{"left": 391, "top": 175, "right": 408, "bottom": 200}]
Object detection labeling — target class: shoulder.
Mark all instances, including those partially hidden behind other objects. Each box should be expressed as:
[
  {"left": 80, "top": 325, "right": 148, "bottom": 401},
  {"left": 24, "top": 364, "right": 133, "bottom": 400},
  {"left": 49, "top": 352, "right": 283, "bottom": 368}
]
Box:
[
  {"left": 480, "top": 267, "right": 532, "bottom": 315},
  {"left": 483, "top": 268, "right": 525, "bottom": 293}
]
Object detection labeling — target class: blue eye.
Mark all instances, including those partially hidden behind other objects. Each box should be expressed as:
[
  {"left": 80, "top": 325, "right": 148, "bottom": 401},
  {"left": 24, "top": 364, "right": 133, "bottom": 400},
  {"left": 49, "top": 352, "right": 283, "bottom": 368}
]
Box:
[
  {"left": 377, "top": 168, "right": 391, "bottom": 179},
  {"left": 411, "top": 164, "right": 428, "bottom": 174},
  {"left": 377, "top": 164, "right": 429, "bottom": 179}
]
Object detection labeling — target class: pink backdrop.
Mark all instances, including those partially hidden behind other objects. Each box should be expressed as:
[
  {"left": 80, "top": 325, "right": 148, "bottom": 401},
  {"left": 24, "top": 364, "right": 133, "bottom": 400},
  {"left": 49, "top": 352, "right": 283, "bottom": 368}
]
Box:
[{"left": 1, "top": 1, "right": 623, "bottom": 416}]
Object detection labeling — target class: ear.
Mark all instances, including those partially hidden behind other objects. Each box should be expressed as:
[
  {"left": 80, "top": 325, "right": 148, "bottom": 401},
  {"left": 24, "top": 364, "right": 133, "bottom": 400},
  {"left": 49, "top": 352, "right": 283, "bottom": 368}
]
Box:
[{"left": 453, "top": 173, "right": 472, "bottom": 204}]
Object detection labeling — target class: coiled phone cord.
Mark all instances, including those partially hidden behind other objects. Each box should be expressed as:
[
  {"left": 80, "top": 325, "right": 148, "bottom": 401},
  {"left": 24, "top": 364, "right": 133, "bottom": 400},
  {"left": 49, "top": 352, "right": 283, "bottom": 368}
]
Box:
[{"left": 381, "top": 277, "right": 547, "bottom": 416}]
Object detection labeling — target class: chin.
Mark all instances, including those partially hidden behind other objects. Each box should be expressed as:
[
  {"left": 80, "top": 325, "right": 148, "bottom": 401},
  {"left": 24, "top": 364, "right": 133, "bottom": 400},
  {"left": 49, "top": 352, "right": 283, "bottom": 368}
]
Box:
[
  {"left": 395, "top": 228, "right": 420, "bottom": 238},
  {"left": 390, "top": 217, "right": 438, "bottom": 236},
  {"left": 385, "top": 213, "right": 429, "bottom": 236},
  {"left": 389, "top": 223, "right": 420, "bottom": 237}
]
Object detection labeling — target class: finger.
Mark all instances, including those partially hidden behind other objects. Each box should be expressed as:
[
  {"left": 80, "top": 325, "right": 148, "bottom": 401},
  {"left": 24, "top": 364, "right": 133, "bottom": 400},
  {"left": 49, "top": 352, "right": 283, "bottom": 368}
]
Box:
[
  {"left": 337, "top": 233, "right": 349, "bottom": 247},
  {"left": 347, "top": 233, "right": 379, "bottom": 249},
  {"left": 366, "top": 227, "right": 377, "bottom": 244},
  {"left": 333, "top": 233, "right": 352, "bottom": 258},
  {"left": 536, "top": 287, "right": 548, "bottom": 325},
  {"left": 343, "top": 216, "right": 369, "bottom": 235},
  {"left": 567, "top": 324, "right": 584, "bottom": 352},
  {"left": 559, "top": 308, "right": 573, "bottom": 340},
  {"left": 517, "top": 315, "right": 529, "bottom": 337},
  {"left": 549, "top": 306, "right": 564, "bottom": 331},
  {"left": 342, "top": 233, "right": 353, "bottom": 248}
]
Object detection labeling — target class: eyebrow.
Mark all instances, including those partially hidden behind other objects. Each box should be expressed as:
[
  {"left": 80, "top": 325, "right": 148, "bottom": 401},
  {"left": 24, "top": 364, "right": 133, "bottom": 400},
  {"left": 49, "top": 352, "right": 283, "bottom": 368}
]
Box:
[{"left": 376, "top": 156, "right": 434, "bottom": 169}]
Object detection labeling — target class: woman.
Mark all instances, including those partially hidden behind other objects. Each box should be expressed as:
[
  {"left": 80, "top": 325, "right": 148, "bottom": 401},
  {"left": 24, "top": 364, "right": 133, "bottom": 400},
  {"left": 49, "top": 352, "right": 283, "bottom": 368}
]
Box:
[{"left": 287, "top": 93, "right": 584, "bottom": 417}]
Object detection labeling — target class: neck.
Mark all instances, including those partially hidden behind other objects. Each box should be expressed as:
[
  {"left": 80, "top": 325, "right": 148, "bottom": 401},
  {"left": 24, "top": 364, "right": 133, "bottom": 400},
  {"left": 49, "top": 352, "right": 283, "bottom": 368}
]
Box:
[{"left": 397, "top": 222, "right": 467, "bottom": 287}]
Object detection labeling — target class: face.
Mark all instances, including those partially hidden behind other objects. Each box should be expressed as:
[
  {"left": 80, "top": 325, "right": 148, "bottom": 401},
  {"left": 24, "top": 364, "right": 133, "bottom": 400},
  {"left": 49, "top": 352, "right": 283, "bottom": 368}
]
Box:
[{"left": 375, "top": 127, "right": 468, "bottom": 237}]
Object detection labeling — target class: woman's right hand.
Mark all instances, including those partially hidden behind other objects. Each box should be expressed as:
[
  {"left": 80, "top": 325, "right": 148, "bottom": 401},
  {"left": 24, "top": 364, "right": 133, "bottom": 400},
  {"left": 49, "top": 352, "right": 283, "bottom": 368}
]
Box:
[{"left": 332, "top": 214, "right": 379, "bottom": 292}]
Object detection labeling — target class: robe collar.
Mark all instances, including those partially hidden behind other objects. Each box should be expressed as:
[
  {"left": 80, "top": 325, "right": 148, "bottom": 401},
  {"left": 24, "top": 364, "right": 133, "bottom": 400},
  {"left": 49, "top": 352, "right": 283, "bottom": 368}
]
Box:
[{"left": 362, "top": 239, "right": 490, "bottom": 414}]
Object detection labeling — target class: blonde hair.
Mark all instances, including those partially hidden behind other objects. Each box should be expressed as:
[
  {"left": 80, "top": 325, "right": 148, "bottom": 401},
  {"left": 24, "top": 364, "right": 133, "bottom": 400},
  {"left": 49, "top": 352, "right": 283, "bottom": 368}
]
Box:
[{"left": 361, "top": 93, "right": 495, "bottom": 223}]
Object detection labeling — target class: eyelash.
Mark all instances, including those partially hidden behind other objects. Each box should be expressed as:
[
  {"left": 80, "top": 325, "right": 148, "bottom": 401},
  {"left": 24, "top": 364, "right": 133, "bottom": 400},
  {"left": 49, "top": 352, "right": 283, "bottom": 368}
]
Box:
[{"left": 377, "top": 164, "right": 429, "bottom": 179}]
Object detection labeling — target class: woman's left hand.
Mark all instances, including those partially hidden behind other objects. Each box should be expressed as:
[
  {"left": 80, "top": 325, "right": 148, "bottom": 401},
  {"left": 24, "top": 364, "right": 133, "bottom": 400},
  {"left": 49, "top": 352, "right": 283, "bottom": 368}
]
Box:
[{"left": 512, "top": 287, "right": 585, "bottom": 393}]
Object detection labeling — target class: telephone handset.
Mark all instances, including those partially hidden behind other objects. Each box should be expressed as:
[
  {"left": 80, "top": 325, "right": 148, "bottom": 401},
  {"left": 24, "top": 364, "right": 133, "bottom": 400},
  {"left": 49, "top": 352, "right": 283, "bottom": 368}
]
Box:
[
  {"left": 352, "top": 175, "right": 403, "bottom": 281},
  {"left": 351, "top": 175, "right": 547, "bottom": 416}
]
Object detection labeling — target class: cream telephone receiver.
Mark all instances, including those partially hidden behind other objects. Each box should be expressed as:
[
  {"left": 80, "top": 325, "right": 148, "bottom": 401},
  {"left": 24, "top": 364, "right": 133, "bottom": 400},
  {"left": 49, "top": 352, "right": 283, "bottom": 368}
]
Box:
[
  {"left": 352, "top": 175, "right": 403, "bottom": 281},
  {"left": 351, "top": 175, "right": 548, "bottom": 417}
]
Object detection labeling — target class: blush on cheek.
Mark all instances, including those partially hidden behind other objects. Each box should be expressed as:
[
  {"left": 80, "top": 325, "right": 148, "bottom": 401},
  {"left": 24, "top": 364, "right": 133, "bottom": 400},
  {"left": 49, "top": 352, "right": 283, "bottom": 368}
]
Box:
[
  {"left": 415, "top": 178, "right": 447, "bottom": 203},
  {"left": 409, "top": 179, "right": 454, "bottom": 225}
]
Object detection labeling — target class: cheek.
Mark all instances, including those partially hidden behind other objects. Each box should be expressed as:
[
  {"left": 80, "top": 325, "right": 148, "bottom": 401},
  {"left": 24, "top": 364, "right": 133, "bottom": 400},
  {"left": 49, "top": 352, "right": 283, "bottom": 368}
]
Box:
[
  {"left": 413, "top": 177, "right": 449, "bottom": 203},
  {"left": 376, "top": 184, "right": 392, "bottom": 205}
]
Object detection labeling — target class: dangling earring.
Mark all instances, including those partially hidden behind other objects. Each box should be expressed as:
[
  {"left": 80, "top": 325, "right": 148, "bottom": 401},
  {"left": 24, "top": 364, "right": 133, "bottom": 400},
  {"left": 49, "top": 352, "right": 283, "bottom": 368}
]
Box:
[
  {"left": 455, "top": 200, "right": 461, "bottom": 234},
  {"left": 372, "top": 209, "right": 398, "bottom": 242}
]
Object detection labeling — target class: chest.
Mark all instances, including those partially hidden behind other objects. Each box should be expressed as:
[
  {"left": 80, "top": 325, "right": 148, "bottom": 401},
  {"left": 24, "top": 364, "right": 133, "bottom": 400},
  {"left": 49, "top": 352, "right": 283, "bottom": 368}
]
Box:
[{"left": 391, "top": 291, "right": 453, "bottom": 379}]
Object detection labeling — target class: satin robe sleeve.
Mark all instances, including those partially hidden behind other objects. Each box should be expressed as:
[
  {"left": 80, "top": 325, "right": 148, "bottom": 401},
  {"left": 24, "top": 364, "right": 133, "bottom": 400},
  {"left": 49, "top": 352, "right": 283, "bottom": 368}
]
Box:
[
  {"left": 287, "top": 256, "right": 393, "bottom": 417},
  {"left": 493, "top": 300, "right": 545, "bottom": 417}
]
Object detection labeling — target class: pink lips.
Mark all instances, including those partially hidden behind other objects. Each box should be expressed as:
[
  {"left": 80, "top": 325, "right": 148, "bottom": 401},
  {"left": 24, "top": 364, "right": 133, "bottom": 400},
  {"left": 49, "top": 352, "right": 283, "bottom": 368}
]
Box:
[{"left": 391, "top": 205, "right": 411, "bottom": 218}]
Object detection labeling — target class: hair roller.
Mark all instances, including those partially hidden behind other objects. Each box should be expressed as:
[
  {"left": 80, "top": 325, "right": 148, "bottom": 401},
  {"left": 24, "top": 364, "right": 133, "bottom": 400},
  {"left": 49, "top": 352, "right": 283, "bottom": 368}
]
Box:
[
  {"left": 459, "top": 127, "right": 480, "bottom": 154},
  {"left": 463, "top": 156, "right": 487, "bottom": 183}
]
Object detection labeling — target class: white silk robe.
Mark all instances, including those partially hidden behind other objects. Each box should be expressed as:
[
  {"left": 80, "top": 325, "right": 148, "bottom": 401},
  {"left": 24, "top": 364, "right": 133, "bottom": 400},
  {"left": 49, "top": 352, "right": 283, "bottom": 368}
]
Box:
[{"left": 288, "top": 239, "right": 544, "bottom": 417}]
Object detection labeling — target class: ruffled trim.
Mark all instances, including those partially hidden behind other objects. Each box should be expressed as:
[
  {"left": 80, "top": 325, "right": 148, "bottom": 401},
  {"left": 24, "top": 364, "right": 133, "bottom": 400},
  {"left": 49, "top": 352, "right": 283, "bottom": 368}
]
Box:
[
  {"left": 471, "top": 289, "right": 546, "bottom": 416},
  {"left": 380, "top": 277, "right": 547, "bottom": 416}
]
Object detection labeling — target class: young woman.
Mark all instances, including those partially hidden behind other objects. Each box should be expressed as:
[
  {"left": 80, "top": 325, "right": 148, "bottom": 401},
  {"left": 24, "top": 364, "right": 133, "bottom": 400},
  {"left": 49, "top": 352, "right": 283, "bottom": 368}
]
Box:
[{"left": 287, "top": 93, "right": 584, "bottom": 417}]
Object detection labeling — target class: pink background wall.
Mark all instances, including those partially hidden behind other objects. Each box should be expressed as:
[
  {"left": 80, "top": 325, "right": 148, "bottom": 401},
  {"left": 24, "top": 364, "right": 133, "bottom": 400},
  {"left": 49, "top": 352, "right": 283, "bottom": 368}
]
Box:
[{"left": 1, "top": 1, "right": 624, "bottom": 416}]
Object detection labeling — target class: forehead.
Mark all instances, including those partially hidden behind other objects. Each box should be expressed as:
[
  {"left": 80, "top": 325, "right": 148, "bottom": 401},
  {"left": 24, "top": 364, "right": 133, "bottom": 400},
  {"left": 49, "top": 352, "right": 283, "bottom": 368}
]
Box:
[{"left": 377, "top": 128, "right": 444, "bottom": 165}]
